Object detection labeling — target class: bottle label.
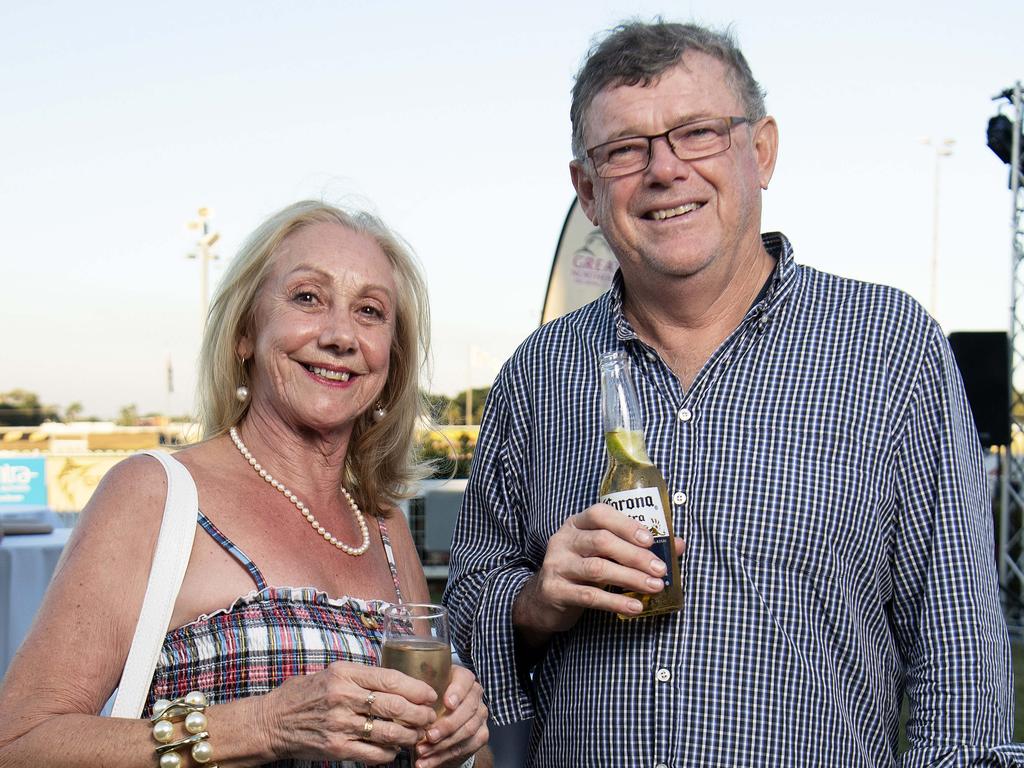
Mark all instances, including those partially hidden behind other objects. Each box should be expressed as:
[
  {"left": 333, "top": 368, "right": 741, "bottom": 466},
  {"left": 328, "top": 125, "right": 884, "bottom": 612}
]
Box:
[{"left": 599, "top": 487, "right": 673, "bottom": 587}]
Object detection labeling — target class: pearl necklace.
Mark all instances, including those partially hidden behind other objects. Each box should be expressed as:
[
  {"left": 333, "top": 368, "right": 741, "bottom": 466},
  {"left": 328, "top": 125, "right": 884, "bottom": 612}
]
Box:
[{"left": 229, "top": 426, "right": 370, "bottom": 556}]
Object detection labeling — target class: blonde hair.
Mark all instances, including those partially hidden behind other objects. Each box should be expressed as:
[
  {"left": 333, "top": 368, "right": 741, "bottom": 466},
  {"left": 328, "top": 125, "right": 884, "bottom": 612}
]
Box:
[{"left": 196, "top": 200, "right": 432, "bottom": 515}]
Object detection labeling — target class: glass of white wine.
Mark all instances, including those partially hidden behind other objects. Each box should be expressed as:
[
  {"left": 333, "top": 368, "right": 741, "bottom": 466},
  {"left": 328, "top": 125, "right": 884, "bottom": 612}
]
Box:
[{"left": 381, "top": 603, "right": 452, "bottom": 715}]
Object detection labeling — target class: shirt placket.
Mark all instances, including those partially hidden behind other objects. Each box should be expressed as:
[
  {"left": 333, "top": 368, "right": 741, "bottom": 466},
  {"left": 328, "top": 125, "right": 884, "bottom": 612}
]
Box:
[
  {"left": 635, "top": 310, "right": 776, "bottom": 766},
  {"left": 632, "top": 345, "right": 689, "bottom": 766}
]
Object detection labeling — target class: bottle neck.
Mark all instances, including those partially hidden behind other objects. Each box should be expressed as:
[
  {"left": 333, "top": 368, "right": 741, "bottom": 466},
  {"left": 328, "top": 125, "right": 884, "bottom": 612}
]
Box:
[
  {"left": 599, "top": 352, "right": 652, "bottom": 465},
  {"left": 600, "top": 358, "right": 645, "bottom": 435}
]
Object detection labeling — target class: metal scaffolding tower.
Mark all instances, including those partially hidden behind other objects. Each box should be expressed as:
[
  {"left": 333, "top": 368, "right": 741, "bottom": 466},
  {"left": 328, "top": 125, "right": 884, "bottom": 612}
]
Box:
[{"left": 996, "top": 82, "right": 1024, "bottom": 631}]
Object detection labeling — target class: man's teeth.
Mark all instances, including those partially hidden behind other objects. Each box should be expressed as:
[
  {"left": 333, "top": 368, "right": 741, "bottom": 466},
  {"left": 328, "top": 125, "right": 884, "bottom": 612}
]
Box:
[
  {"left": 309, "top": 365, "right": 350, "bottom": 382},
  {"left": 650, "top": 202, "right": 701, "bottom": 221}
]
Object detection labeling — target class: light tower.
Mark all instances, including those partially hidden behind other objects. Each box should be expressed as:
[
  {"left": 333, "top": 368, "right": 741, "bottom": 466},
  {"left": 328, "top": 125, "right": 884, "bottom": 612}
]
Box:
[
  {"left": 920, "top": 138, "right": 955, "bottom": 317},
  {"left": 989, "top": 82, "right": 1024, "bottom": 626},
  {"left": 186, "top": 207, "right": 220, "bottom": 330}
]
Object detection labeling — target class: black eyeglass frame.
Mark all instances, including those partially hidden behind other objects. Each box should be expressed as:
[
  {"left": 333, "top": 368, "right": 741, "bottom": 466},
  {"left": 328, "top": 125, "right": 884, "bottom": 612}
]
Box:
[{"left": 585, "top": 116, "right": 751, "bottom": 179}]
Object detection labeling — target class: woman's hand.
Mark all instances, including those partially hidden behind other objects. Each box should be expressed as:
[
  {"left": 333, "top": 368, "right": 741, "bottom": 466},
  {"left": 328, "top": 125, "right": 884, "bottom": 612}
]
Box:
[
  {"left": 260, "top": 659, "right": 439, "bottom": 765},
  {"left": 414, "top": 665, "right": 489, "bottom": 768}
]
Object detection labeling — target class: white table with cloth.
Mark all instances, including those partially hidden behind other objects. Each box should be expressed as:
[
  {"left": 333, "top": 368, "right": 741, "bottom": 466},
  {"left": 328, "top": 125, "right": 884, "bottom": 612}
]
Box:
[{"left": 0, "top": 527, "right": 73, "bottom": 679}]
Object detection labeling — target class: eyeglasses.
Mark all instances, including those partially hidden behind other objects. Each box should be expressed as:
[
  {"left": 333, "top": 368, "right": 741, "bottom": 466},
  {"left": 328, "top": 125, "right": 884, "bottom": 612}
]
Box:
[{"left": 586, "top": 116, "right": 749, "bottom": 179}]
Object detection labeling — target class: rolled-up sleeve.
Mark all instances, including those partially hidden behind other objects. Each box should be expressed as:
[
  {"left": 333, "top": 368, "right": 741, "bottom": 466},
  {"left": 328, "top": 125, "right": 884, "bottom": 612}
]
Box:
[
  {"left": 890, "top": 327, "right": 1023, "bottom": 766},
  {"left": 443, "top": 377, "right": 538, "bottom": 725}
]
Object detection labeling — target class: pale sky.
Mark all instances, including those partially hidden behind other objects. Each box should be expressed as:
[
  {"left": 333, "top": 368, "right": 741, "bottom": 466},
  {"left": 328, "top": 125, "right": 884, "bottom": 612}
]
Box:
[{"left": 1, "top": 0, "right": 1021, "bottom": 418}]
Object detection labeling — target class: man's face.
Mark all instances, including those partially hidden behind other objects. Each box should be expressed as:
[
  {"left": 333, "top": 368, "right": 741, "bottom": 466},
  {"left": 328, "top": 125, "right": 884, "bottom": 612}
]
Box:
[{"left": 570, "top": 52, "right": 778, "bottom": 288}]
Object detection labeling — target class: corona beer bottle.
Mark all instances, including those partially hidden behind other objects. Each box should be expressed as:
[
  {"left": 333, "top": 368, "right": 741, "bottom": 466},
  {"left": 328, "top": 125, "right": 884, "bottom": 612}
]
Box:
[{"left": 598, "top": 350, "right": 683, "bottom": 619}]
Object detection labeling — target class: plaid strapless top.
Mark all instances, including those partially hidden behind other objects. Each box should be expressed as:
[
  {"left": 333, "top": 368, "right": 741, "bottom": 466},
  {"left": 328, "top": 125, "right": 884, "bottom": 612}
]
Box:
[{"left": 146, "top": 511, "right": 409, "bottom": 768}]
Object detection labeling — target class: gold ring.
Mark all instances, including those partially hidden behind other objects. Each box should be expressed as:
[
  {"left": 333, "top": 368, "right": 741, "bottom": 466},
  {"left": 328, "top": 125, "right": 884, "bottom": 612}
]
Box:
[
  {"left": 365, "top": 692, "right": 376, "bottom": 714},
  {"left": 362, "top": 716, "right": 375, "bottom": 739}
]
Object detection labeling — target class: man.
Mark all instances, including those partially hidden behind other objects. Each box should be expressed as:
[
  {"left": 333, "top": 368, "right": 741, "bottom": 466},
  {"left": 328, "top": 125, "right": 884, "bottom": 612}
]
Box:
[{"left": 444, "top": 21, "right": 1020, "bottom": 767}]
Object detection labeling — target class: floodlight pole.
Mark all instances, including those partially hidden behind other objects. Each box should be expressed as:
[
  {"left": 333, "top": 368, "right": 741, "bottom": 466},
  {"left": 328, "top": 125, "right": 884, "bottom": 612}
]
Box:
[
  {"left": 187, "top": 208, "right": 220, "bottom": 330},
  {"left": 921, "top": 138, "right": 954, "bottom": 317},
  {"left": 466, "top": 347, "right": 474, "bottom": 426}
]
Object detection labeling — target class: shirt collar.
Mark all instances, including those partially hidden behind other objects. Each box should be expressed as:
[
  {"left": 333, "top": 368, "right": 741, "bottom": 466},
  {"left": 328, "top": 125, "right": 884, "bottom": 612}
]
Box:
[{"left": 608, "top": 231, "right": 796, "bottom": 342}]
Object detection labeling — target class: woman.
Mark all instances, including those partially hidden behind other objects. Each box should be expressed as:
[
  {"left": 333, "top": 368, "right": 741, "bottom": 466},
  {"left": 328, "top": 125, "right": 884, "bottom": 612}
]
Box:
[{"left": 0, "top": 201, "right": 490, "bottom": 768}]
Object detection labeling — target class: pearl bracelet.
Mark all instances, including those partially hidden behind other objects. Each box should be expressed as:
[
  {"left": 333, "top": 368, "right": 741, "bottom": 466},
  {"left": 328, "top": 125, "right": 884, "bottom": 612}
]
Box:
[{"left": 150, "top": 691, "right": 217, "bottom": 768}]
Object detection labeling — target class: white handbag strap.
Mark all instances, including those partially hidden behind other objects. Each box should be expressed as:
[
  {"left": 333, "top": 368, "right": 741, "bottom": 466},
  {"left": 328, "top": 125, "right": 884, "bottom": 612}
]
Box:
[{"left": 110, "top": 450, "right": 198, "bottom": 718}]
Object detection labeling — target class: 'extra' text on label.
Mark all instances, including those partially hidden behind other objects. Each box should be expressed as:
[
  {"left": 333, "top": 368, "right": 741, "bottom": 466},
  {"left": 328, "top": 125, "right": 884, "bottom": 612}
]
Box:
[{"left": 599, "top": 486, "right": 673, "bottom": 587}]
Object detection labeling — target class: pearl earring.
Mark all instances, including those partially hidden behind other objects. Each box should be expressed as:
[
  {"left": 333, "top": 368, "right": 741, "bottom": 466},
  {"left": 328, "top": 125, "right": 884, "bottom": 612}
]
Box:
[
  {"left": 373, "top": 402, "right": 387, "bottom": 422},
  {"left": 236, "top": 355, "right": 250, "bottom": 403}
]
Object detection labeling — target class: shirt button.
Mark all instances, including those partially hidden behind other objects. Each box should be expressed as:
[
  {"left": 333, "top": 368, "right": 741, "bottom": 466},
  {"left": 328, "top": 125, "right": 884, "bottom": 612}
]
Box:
[
  {"left": 655, "top": 667, "right": 672, "bottom": 682},
  {"left": 677, "top": 407, "right": 692, "bottom": 423},
  {"left": 655, "top": 763, "right": 670, "bottom": 768},
  {"left": 672, "top": 491, "right": 687, "bottom": 506}
]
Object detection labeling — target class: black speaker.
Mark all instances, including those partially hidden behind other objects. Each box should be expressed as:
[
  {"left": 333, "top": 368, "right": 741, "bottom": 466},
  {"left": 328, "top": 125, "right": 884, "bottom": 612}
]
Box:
[{"left": 947, "top": 331, "right": 1010, "bottom": 447}]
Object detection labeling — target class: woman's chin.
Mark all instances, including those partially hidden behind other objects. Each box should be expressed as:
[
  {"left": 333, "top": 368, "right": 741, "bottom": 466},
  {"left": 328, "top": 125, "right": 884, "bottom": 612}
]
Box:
[{"left": 290, "top": 410, "right": 363, "bottom": 438}]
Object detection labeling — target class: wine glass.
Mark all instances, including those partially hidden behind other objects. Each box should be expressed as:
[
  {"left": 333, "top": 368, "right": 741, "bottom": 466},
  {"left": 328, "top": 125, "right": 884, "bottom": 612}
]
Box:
[{"left": 381, "top": 603, "right": 452, "bottom": 714}]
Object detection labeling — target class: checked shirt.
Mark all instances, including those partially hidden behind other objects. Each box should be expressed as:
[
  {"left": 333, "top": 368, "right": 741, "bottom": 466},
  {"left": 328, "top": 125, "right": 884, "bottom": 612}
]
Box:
[{"left": 444, "top": 233, "right": 1022, "bottom": 767}]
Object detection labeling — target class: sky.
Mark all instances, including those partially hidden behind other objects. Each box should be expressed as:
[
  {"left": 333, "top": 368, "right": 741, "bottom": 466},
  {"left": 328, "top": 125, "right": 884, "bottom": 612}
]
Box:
[{"left": 1, "top": 0, "right": 1021, "bottom": 419}]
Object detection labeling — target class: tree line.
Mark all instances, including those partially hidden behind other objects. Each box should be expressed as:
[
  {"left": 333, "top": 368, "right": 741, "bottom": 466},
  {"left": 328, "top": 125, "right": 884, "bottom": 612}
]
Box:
[
  {"left": 0, "top": 387, "right": 493, "bottom": 428},
  {"left": 424, "top": 387, "right": 491, "bottom": 426}
]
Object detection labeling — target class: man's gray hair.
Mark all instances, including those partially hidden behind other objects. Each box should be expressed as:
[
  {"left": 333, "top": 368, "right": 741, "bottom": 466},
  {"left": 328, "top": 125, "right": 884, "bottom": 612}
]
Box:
[{"left": 570, "top": 20, "right": 767, "bottom": 160}]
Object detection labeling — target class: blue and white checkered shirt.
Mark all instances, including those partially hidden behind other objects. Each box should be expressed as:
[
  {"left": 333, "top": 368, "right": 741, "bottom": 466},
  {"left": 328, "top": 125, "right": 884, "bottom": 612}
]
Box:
[{"left": 444, "top": 233, "right": 1022, "bottom": 767}]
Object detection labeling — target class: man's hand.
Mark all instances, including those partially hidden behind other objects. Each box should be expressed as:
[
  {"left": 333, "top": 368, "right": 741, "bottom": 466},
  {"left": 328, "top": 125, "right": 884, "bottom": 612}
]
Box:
[{"left": 512, "top": 503, "right": 684, "bottom": 647}]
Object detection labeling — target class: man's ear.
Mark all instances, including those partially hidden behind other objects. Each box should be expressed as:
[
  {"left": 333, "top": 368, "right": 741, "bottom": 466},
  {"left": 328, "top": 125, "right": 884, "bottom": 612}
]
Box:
[
  {"left": 752, "top": 116, "right": 779, "bottom": 190},
  {"left": 570, "top": 160, "right": 600, "bottom": 226}
]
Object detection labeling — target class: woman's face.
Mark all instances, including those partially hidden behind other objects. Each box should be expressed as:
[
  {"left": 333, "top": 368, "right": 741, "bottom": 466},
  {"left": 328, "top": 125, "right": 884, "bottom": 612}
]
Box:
[{"left": 239, "top": 221, "right": 397, "bottom": 438}]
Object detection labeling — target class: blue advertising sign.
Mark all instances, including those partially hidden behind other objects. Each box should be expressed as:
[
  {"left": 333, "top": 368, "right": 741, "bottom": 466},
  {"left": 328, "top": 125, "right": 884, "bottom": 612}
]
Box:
[{"left": 0, "top": 457, "right": 47, "bottom": 507}]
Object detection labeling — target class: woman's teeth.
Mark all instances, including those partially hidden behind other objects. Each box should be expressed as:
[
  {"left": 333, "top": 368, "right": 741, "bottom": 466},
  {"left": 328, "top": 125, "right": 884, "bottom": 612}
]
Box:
[{"left": 308, "top": 365, "right": 350, "bottom": 382}]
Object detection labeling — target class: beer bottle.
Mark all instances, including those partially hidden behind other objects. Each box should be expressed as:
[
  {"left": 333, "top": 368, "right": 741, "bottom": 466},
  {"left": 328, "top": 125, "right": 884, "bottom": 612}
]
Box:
[{"left": 598, "top": 350, "right": 683, "bottom": 619}]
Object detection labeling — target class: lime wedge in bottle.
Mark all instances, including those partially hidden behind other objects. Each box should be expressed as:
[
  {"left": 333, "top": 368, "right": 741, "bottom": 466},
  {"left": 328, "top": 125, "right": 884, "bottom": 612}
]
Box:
[{"left": 604, "top": 428, "right": 652, "bottom": 466}]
